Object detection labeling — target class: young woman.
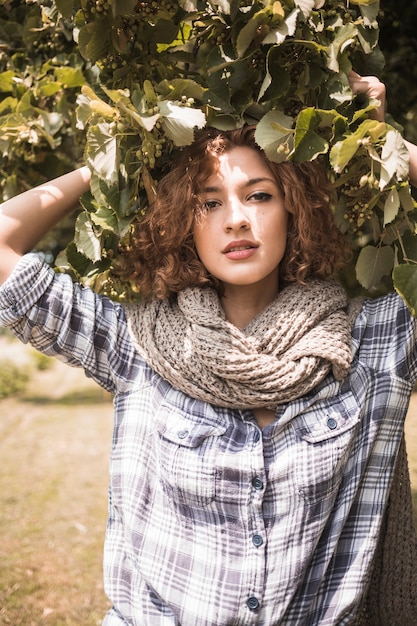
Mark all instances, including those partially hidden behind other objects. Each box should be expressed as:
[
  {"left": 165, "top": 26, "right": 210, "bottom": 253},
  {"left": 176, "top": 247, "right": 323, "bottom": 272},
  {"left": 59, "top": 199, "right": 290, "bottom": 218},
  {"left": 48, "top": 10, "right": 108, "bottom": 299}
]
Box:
[{"left": 0, "top": 78, "right": 416, "bottom": 625}]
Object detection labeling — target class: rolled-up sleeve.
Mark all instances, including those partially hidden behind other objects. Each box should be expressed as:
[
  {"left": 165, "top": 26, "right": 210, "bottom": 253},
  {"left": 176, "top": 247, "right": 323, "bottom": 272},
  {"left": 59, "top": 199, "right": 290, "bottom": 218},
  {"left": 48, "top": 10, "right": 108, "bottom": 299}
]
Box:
[
  {"left": 0, "top": 255, "right": 55, "bottom": 325},
  {"left": 0, "top": 254, "right": 139, "bottom": 393}
]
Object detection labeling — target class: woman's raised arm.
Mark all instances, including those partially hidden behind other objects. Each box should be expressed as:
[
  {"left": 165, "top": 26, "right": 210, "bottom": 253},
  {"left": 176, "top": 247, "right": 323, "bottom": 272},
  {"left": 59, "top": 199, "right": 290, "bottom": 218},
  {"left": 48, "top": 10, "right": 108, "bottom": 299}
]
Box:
[
  {"left": 348, "top": 71, "right": 417, "bottom": 188},
  {"left": 0, "top": 166, "right": 91, "bottom": 285}
]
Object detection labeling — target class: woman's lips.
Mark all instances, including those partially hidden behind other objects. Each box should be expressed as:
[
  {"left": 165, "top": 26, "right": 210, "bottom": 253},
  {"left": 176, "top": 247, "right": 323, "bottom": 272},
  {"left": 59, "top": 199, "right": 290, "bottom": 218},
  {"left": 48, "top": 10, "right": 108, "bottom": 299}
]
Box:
[{"left": 222, "top": 240, "right": 258, "bottom": 260}]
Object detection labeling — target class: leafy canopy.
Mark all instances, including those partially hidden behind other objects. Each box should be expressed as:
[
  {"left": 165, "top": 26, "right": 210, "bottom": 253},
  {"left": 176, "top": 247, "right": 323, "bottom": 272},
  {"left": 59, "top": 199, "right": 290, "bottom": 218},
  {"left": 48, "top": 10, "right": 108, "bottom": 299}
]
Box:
[{"left": 1, "top": 0, "right": 417, "bottom": 309}]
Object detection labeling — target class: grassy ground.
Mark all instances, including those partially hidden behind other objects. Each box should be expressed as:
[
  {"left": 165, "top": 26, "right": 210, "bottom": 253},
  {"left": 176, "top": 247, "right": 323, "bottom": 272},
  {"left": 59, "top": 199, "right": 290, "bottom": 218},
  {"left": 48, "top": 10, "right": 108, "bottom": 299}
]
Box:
[
  {"left": 0, "top": 335, "right": 113, "bottom": 625},
  {"left": 1, "top": 333, "right": 417, "bottom": 625}
]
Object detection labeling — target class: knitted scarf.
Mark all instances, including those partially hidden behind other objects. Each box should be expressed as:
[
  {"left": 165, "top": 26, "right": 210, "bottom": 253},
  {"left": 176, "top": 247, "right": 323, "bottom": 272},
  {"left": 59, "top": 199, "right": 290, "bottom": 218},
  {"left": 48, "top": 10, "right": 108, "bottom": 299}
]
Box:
[{"left": 125, "top": 280, "right": 359, "bottom": 409}]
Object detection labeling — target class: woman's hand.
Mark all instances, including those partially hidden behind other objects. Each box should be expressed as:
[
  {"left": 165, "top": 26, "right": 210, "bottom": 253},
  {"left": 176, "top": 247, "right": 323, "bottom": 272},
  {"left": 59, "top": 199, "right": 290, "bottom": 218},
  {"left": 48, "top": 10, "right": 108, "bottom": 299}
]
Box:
[
  {"left": 348, "top": 70, "right": 386, "bottom": 122},
  {"left": 348, "top": 71, "right": 417, "bottom": 187}
]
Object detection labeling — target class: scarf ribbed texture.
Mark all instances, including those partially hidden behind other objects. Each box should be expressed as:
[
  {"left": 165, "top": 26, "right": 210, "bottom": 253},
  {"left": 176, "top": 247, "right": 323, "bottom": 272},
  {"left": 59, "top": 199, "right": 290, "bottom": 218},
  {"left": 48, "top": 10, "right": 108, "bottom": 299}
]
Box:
[{"left": 125, "top": 280, "right": 359, "bottom": 409}]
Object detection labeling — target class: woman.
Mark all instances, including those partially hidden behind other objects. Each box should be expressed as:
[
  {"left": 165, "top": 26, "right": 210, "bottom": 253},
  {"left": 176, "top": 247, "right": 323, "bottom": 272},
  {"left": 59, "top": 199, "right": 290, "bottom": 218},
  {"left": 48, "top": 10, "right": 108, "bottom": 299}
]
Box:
[{"left": 0, "top": 79, "right": 416, "bottom": 625}]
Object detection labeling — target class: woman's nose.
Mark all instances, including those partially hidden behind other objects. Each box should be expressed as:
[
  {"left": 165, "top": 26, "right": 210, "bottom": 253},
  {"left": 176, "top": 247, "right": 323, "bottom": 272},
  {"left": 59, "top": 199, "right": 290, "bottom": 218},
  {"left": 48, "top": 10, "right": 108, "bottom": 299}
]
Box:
[{"left": 224, "top": 201, "right": 250, "bottom": 231}]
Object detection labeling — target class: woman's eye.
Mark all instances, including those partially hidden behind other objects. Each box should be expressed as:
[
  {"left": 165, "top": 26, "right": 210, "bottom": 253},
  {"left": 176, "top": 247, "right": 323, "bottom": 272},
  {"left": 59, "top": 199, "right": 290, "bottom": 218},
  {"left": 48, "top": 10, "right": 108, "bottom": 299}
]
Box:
[
  {"left": 250, "top": 192, "right": 273, "bottom": 202},
  {"left": 203, "top": 199, "right": 221, "bottom": 211}
]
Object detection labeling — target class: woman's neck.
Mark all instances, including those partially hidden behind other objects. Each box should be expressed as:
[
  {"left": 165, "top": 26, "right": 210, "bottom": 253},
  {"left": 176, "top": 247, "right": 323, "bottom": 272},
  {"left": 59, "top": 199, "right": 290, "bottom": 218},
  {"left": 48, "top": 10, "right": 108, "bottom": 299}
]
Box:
[{"left": 220, "top": 285, "right": 278, "bottom": 329}]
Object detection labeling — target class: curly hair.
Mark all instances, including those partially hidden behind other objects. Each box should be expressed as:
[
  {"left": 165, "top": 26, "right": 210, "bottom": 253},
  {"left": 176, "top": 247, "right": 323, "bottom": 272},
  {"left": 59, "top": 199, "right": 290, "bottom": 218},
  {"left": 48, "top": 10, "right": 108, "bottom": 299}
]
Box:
[{"left": 119, "top": 126, "right": 350, "bottom": 300}]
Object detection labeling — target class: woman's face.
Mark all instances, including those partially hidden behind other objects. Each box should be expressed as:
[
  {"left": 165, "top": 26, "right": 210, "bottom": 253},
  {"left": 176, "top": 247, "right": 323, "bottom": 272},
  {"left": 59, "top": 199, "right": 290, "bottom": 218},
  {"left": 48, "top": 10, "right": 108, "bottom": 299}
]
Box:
[{"left": 193, "top": 146, "right": 288, "bottom": 301}]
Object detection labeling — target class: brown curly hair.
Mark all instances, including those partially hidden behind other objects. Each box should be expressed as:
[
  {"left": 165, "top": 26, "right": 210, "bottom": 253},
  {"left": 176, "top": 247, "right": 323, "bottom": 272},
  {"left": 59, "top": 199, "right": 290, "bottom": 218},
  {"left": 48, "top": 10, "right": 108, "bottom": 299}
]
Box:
[{"left": 120, "top": 126, "right": 350, "bottom": 300}]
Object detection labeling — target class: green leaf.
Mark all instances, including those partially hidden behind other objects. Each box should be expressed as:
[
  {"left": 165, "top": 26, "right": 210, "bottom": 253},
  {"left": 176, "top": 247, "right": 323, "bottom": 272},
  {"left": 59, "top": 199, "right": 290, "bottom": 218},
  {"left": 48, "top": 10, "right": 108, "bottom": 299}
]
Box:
[
  {"left": 204, "top": 70, "right": 233, "bottom": 113},
  {"left": 330, "top": 120, "right": 377, "bottom": 173},
  {"left": 74, "top": 212, "right": 102, "bottom": 262},
  {"left": 158, "top": 101, "right": 206, "bottom": 146},
  {"left": 152, "top": 19, "right": 179, "bottom": 45},
  {"left": 0, "top": 96, "right": 17, "bottom": 115},
  {"left": 292, "top": 132, "right": 328, "bottom": 162},
  {"left": 236, "top": 14, "right": 262, "bottom": 58},
  {"left": 101, "top": 86, "right": 161, "bottom": 131},
  {"left": 292, "top": 108, "right": 337, "bottom": 162},
  {"left": 263, "top": 9, "right": 299, "bottom": 46},
  {"left": 78, "top": 21, "right": 111, "bottom": 63},
  {"left": 0, "top": 70, "right": 15, "bottom": 93},
  {"left": 22, "top": 15, "right": 43, "bottom": 49},
  {"left": 397, "top": 230, "right": 417, "bottom": 264},
  {"left": 294, "top": 0, "right": 315, "bottom": 19},
  {"left": 356, "top": 245, "right": 394, "bottom": 290},
  {"left": 326, "top": 23, "right": 358, "bottom": 72},
  {"left": 258, "top": 48, "right": 290, "bottom": 101},
  {"left": 383, "top": 187, "right": 400, "bottom": 226},
  {"left": 56, "top": 243, "right": 94, "bottom": 279},
  {"left": 38, "top": 80, "right": 63, "bottom": 98},
  {"left": 358, "top": 3, "right": 379, "bottom": 29},
  {"left": 157, "top": 79, "right": 205, "bottom": 102},
  {"left": 157, "top": 22, "right": 193, "bottom": 52},
  {"left": 255, "top": 110, "right": 294, "bottom": 162},
  {"left": 54, "top": 67, "right": 85, "bottom": 88},
  {"left": 77, "top": 85, "right": 116, "bottom": 123},
  {"left": 91, "top": 205, "right": 120, "bottom": 234},
  {"left": 398, "top": 186, "right": 417, "bottom": 214},
  {"left": 86, "top": 123, "right": 119, "bottom": 185},
  {"left": 356, "top": 23, "right": 378, "bottom": 54},
  {"left": 16, "top": 89, "right": 35, "bottom": 115},
  {"left": 110, "top": 0, "right": 137, "bottom": 16},
  {"left": 379, "top": 130, "right": 410, "bottom": 189},
  {"left": 40, "top": 111, "right": 64, "bottom": 136},
  {"left": 393, "top": 264, "right": 417, "bottom": 317},
  {"left": 55, "top": 0, "right": 74, "bottom": 19}
]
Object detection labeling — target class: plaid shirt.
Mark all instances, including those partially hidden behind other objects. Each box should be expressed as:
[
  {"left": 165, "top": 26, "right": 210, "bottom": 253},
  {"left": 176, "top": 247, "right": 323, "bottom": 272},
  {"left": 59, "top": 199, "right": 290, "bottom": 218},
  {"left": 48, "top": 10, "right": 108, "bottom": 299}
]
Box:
[{"left": 1, "top": 254, "right": 417, "bottom": 626}]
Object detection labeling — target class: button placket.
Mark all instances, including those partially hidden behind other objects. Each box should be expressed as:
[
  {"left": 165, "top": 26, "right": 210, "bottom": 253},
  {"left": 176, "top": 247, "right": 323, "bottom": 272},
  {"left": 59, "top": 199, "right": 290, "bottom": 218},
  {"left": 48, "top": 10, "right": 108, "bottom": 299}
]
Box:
[{"left": 244, "top": 424, "right": 267, "bottom": 618}]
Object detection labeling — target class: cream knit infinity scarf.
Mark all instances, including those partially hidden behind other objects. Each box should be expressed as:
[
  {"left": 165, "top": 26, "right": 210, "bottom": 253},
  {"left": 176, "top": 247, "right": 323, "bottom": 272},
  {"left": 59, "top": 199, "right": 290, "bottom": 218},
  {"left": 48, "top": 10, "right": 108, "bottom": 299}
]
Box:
[{"left": 125, "top": 280, "right": 359, "bottom": 410}]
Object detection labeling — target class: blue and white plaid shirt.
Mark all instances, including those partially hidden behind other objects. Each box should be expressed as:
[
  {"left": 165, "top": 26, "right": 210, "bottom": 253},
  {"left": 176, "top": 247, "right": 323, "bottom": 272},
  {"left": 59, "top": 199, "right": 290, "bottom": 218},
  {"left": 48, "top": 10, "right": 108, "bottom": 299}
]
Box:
[{"left": 1, "top": 254, "right": 417, "bottom": 626}]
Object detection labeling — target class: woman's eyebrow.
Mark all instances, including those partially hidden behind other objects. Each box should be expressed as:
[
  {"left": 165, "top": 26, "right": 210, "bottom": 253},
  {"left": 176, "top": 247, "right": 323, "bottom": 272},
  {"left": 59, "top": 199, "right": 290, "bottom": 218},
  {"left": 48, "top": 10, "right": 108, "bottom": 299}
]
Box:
[
  {"left": 244, "top": 177, "right": 276, "bottom": 187},
  {"left": 203, "top": 185, "right": 221, "bottom": 194},
  {"left": 203, "top": 177, "right": 276, "bottom": 194}
]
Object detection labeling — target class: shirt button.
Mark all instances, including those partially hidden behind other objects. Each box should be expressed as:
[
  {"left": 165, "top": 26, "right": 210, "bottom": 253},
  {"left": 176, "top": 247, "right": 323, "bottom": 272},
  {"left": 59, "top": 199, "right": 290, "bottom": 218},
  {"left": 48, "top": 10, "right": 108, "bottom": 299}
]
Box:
[
  {"left": 252, "top": 534, "right": 263, "bottom": 547},
  {"left": 253, "top": 430, "right": 261, "bottom": 443},
  {"left": 177, "top": 429, "right": 189, "bottom": 439},
  {"left": 247, "top": 596, "right": 260, "bottom": 611},
  {"left": 327, "top": 417, "right": 337, "bottom": 430},
  {"left": 251, "top": 477, "right": 264, "bottom": 490}
]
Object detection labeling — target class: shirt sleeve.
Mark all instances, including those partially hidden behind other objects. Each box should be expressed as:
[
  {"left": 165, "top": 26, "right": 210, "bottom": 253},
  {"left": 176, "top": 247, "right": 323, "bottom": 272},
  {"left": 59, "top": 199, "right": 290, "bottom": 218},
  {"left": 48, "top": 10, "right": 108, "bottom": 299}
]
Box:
[
  {"left": 352, "top": 291, "right": 417, "bottom": 384},
  {"left": 0, "top": 254, "right": 139, "bottom": 393}
]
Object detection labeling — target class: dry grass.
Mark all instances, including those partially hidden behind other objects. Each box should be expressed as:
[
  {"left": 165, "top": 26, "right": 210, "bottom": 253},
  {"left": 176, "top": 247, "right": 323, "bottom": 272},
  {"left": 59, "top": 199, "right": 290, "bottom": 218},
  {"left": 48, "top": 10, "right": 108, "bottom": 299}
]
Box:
[
  {"left": 0, "top": 337, "right": 113, "bottom": 625},
  {"left": 1, "top": 333, "right": 417, "bottom": 624}
]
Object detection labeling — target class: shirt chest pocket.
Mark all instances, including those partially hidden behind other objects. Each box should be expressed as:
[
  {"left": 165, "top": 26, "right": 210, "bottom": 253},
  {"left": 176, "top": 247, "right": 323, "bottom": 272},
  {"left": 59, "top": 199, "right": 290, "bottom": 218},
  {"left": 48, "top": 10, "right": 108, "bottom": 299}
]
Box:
[
  {"left": 290, "top": 391, "right": 361, "bottom": 505},
  {"left": 155, "top": 406, "right": 226, "bottom": 509}
]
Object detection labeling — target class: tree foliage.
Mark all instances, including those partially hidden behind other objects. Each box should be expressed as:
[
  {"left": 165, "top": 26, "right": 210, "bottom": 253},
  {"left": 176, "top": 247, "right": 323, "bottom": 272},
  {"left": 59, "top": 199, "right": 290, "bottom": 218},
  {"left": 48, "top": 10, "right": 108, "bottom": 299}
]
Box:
[
  {"left": 1, "top": 0, "right": 417, "bottom": 308},
  {"left": 379, "top": 1, "right": 417, "bottom": 147}
]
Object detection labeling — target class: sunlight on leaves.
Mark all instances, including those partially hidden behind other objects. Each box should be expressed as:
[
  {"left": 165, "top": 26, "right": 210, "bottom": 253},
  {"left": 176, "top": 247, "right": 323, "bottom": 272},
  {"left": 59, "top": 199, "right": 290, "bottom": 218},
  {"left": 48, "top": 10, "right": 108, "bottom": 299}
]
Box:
[{"left": 158, "top": 101, "right": 206, "bottom": 146}]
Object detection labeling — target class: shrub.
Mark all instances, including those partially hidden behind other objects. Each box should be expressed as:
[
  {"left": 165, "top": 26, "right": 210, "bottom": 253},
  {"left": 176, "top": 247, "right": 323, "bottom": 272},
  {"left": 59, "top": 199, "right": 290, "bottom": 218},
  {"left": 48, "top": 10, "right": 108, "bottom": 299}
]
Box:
[
  {"left": 0, "top": 361, "right": 29, "bottom": 399},
  {"left": 31, "top": 351, "right": 54, "bottom": 371}
]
